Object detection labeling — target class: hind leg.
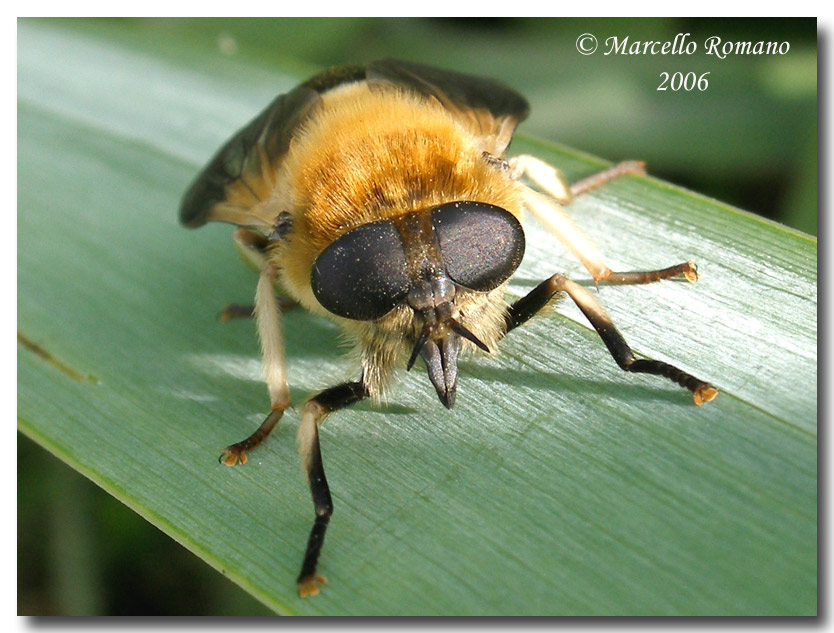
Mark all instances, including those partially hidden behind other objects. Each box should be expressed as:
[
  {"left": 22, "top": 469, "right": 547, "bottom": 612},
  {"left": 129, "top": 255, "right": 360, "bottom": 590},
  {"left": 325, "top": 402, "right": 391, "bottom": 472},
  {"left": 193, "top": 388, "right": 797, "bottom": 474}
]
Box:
[{"left": 508, "top": 155, "right": 697, "bottom": 285}]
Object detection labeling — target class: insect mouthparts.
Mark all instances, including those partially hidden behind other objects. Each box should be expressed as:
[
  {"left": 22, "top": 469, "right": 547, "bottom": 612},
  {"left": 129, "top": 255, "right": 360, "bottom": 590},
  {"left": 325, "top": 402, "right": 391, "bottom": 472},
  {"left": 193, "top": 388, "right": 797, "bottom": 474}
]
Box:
[
  {"left": 404, "top": 274, "right": 491, "bottom": 407},
  {"left": 405, "top": 317, "right": 488, "bottom": 371},
  {"left": 406, "top": 316, "right": 489, "bottom": 410},
  {"left": 420, "top": 332, "right": 460, "bottom": 409}
]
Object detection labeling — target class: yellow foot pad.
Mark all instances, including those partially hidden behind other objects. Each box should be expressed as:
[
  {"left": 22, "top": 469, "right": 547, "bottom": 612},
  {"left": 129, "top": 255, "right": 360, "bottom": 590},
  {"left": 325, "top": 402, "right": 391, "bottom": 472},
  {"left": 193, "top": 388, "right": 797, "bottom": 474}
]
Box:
[
  {"left": 693, "top": 385, "right": 719, "bottom": 406},
  {"left": 683, "top": 261, "right": 699, "bottom": 283},
  {"left": 219, "top": 445, "right": 248, "bottom": 466},
  {"left": 298, "top": 574, "right": 327, "bottom": 598}
]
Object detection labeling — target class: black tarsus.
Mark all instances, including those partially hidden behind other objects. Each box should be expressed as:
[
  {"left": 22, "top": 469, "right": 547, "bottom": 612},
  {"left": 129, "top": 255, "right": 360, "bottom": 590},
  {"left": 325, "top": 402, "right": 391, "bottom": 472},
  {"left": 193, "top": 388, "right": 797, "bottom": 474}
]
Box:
[{"left": 297, "top": 380, "right": 369, "bottom": 590}]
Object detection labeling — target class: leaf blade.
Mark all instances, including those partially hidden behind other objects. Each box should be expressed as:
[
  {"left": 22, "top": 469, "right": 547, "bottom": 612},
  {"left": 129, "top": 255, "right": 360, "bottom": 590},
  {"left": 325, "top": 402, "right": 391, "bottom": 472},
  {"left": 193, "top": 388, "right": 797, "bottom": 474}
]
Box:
[{"left": 18, "top": 19, "right": 816, "bottom": 615}]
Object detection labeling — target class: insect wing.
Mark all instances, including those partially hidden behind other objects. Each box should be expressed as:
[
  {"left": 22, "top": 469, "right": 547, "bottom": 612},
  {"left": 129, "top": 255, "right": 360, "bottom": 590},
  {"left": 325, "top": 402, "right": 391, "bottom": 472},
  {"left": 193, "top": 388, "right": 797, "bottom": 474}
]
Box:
[
  {"left": 179, "top": 86, "right": 318, "bottom": 231},
  {"left": 180, "top": 64, "right": 374, "bottom": 232}
]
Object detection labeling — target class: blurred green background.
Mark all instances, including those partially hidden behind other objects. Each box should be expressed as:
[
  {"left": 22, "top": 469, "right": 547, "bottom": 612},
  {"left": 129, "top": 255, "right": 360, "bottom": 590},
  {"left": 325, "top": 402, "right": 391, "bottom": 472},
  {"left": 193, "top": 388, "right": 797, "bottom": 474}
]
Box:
[{"left": 18, "top": 17, "right": 816, "bottom": 615}]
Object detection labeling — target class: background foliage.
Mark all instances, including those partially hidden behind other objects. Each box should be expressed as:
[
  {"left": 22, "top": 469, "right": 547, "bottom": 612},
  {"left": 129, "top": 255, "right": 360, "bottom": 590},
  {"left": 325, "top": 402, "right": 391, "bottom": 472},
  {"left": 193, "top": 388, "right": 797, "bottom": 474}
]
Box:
[{"left": 18, "top": 17, "right": 816, "bottom": 615}]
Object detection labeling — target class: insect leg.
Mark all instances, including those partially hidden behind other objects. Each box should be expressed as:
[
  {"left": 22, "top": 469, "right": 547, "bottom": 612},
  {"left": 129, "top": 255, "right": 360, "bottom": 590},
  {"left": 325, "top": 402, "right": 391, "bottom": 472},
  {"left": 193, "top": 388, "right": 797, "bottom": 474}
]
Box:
[
  {"left": 508, "top": 154, "right": 574, "bottom": 203},
  {"left": 220, "top": 229, "right": 298, "bottom": 321},
  {"left": 504, "top": 273, "right": 718, "bottom": 405},
  {"left": 509, "top": 156, "right": 697, "bottom": 285},
  {"left": 219, "top": 304, "right": 255, "bottom": 322},
  {"left": 220, "top": 266, "right": 291, "bottom": 466},
  {"left": 220, "top": 299, "right": 298, "bottom": 321},
  {"left": 568, "top": 160, "right": 648, "bottom": 199},
  {"left": 509, "top": 155, "right": 647, "bottom": 204},
  {"left": 296, "top": 380, "right": 369, "bottom": 598}
]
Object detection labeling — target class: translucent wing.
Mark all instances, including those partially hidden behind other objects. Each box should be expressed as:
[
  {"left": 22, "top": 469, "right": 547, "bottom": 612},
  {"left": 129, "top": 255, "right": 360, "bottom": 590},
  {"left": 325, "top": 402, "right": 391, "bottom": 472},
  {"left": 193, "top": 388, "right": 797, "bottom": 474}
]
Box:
[
  {"left": 179, "top": 66, "right": 366, "bottom": 231},
  {"left": 366, "top": 58, "right": 530, "bottom": 157}
]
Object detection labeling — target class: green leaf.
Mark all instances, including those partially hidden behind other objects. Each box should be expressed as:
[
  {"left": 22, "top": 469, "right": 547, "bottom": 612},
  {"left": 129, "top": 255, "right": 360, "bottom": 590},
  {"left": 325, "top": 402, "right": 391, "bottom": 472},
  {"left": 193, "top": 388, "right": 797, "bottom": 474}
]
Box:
[{"left": 18, "top": 19, "right": 816, "bottom": 615}]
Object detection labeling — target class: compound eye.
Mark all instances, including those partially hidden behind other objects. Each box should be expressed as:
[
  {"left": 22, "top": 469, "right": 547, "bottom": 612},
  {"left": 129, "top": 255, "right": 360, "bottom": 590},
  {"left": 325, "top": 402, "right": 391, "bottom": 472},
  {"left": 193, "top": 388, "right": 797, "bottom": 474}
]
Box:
[
  {"left": 311, "top": 221, "right": 410, "bottom": 320},
  {"left": 432, "top": 201, "right": 525, "bottom": 292}
]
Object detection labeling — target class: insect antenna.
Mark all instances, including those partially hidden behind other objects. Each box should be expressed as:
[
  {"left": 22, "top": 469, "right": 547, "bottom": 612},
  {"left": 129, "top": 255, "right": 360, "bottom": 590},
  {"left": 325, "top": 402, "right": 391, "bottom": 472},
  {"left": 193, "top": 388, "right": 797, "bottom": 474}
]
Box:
[
  {"left": 406, "top": 326, "right": 431, "bottom": 371},
  {"left": 450, "top": 319, "right": 490, "bottom": 353}
]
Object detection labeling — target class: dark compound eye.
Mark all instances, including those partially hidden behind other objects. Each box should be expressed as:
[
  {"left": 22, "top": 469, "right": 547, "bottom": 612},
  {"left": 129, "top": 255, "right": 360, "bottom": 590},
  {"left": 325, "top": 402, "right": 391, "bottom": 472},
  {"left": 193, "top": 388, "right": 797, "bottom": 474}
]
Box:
[
  {"left": 311, "top": 220, "right": 410, "bottom": 320},
  {"left": 431, "top": 201, "right": 525, "bottom": 292}
]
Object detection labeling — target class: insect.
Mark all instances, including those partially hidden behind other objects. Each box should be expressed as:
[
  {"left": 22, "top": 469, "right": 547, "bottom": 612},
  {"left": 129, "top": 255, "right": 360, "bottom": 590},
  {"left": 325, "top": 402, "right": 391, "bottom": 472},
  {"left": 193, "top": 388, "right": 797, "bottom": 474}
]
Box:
[{"left": 180, "top": 59, "right": 718, "bottom": 598}]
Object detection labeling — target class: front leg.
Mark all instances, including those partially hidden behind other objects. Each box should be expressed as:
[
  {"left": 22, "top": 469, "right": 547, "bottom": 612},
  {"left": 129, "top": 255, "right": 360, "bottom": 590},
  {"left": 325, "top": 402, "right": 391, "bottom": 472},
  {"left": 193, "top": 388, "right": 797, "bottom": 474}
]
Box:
[
  {"left": 504, "top": 273, "right": 718, "bottom": 405},
  {"left": 220, "top": 228, "right": 298, "bottom": 321},
  {"left": 296, "top": 379, "right": 370, "bottom": 598},
  {"left": 220, "top": 266, "right": 291, "bottom": 466}
]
